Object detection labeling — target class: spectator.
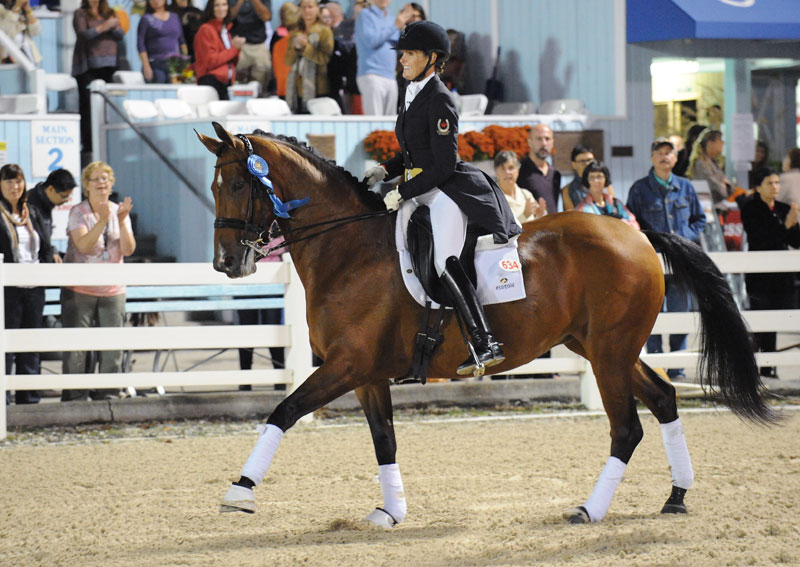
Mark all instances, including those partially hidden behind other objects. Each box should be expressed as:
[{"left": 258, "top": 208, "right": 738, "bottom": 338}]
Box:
[
  {"left": 740, "top": 167, "right": 800, "bottom": 378},
  {"left": 493, "top": 150, "right": 545, "bottom": 224},
  {"left": 170, "top": 0, "right": 203, "bottom": 63},
  {"left": 688, "top": 129, "right": 732, "bottom": 209},
  {"left": 0, "top": 0, "right": 41, "bottom": 65},
  {"left": 748, "top": 140, "right": 769, "bottom": 189},
  {"left": 229, "top": 0, "right": 272, "bottom": 94},
  {"left": 440, "top": 28, "right": 465, "bottom": 93},
  {"left": 236, "top": 240, "right": 285, "bottom": 391},
  {"left": 323, "top": 0, "right": 359, "bottom": 113},
  {"left": 60, "top": 161, "right": 136, "bottom": 402},
  {"left": 270, "top": 1, "right": 300, "bottom": 97},
  {"left": 393, "top": 2, "right": 424, "bottom": 93},
  {"left": 26, "top": 168, "right": 77, "bottom": 264},
  {"left": 138, "top": 0, "right": 187, "bottom": 84},
  {"left": 778, "top": 147, "right": 800, "bottom": 206},
  {"left": 673, "top": 123, "right": 706, "bottom": 177},
  {"left": 574, "top": 161, "right": 638, "bottom": 230},
  {"left": 71, "top": 0, "right": 125, "bottom": 153},
  {"left": 193, "top": 0, "right": 245, "bottom": 100},
  {"left": 285, "top": 0, "right": 334, "bottom": 113},
  {"left": 561, "top": 144, "right": 610, "bottom": 211},
  {"left": 1, "top": 164, "right": 52, "bottom": 405},
  {"left": 627, "top": 137, "right": 706, "bottom": 381},
  {"left": 517, "top": 123, "right": 559, "bottom": 215},
  {"left": 355, "top": 0, "right": 412, "bottom": 115}
]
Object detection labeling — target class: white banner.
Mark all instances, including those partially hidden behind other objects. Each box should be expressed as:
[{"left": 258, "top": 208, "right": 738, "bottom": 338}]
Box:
[{"left": 30, "top": 119, "right": 82, "bottom": 244}]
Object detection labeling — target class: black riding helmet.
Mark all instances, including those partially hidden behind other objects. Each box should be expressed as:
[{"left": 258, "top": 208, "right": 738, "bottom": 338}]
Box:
[{"left": 394, "top": 21, "right": 450, "bottom": 82}]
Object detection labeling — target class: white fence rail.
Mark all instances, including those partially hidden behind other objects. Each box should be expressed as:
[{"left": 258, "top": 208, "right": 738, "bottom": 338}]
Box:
[
  {"left": 3, "top": 251, "right": 800, "bottom": 439},
  {"left": 0, "top": 259, "right": 314, "bottom": 439}
]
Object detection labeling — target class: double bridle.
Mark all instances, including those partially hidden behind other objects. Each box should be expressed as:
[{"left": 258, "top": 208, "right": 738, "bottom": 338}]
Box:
[{"left": 213, "top": 134, "right": 391, "bottom": 258}]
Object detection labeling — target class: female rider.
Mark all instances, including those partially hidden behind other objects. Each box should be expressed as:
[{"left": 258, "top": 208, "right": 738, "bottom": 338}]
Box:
[{"left": 362, "top": 20, "right": 521, "bottom": 376}]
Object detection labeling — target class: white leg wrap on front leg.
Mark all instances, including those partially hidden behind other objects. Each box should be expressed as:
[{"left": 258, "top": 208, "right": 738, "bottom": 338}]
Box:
[
  {"left": 582, "top": 456, "right": 627, "bottom": 522},
  {"left": 660, "top": 418, "right": 694, "bottom": 489},
  {"left": 378, "top": 463, "right": 407, "bottom": 524},
  {"left": 240, "top": 424, "right": 284, "bottom": 486}
]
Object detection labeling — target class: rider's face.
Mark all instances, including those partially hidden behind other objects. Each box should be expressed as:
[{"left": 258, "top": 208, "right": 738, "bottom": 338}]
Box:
[{"left": 400, "top": 50, "right": 429, "bottom": 81}]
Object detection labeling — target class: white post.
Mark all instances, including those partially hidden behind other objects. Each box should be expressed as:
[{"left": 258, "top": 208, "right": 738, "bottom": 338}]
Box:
[
  {"left": 580, "top": 359, "right": 604, "bottom": 411},
  {"left": 282, "top": 257, "right": 314, "bottom": 421},
  {"left": 89, "top": 79, "right": 105, "bottom": 163},
  {"left": 0, "top": 254, "right": 7, "bottom": 440}
]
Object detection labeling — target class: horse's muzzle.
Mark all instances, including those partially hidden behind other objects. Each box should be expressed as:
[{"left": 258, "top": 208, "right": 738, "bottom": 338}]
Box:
[{"left": 214, "top": 253, "right": 254, "bottom": 278}]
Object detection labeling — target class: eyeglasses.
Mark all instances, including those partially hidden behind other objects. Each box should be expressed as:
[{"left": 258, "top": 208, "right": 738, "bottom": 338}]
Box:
[
  {"left": 89, "top": 176, "right": 110, "bottom": 184},
  {"left": 575, "top": 158, "right": 594, "bottom": 164}
]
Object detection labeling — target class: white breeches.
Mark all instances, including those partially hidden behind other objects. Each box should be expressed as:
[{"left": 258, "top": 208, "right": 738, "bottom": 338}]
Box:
[{"left": 412, "top": 188, "right": 467, "bottom": 276}]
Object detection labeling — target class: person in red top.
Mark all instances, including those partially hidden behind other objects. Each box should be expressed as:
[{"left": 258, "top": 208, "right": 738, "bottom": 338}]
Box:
[{"left": 193, "top": 0, "right": 244, "bottom": 100}]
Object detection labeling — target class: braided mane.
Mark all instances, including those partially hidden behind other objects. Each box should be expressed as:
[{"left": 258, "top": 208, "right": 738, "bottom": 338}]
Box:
[{"left": 249, "top": 129, "right": 385, "bottom": 211}]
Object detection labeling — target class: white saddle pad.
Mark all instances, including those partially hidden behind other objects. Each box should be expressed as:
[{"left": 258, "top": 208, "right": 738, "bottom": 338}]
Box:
[{"left": 395, "top": 200, "right": 526, "bottom": 308}]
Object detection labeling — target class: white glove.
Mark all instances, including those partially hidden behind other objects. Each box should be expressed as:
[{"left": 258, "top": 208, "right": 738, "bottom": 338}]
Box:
[
  {"left": 383, "top": 188, "right": 402, "bottom": 211},
  {"left": 363, "top": 165, "right": 387, "bottom": 189}
]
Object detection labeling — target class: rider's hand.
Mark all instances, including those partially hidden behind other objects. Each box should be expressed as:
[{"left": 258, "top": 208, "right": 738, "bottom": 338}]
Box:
[
  {"left": 383, "top": 188, "right": 402, "bottom": 211},
  {"left": 363, "top": 165, "right": 387, "bottom": 189}
]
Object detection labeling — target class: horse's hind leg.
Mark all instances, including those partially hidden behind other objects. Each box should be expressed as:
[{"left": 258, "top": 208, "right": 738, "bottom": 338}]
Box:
[
  {"left": 632, "top": 360, "right": 694, "bottom": 514},
  {"left": 355, "top": 381, "right": 407, "bottom": 528}
]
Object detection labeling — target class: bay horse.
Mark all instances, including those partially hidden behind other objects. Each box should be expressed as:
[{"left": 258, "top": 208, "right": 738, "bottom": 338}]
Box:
[{"left": 196, "top": 122, "right": 774, "bottom": 526}]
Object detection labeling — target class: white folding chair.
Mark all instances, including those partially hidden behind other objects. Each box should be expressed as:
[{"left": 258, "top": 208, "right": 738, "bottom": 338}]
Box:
[
  {"left": 539, "top": 98, "right": 586, "bottom": 115},
  {"left": 112, "top": 71, "right": 146, "bottom": 85},
  {"left": 490, "top": 101, "right": 537, "bottom": 115},
  {"left": 155, "top": 98, "right": 196, "bottom": 119},
  {"left": 245, "top": 97, "right": 292, "bottom": 117},
  {"left": 306, "top": 96, "right": 342, "bottom": 116},
  {"left": 208, "top": 100, "right": 247, "bottom": 117},
  {"left": 176, "top": 85, "right": 219, "bottom": 118},
  {"left": 459, "top": 94, "right": 488, "bottom": 116},
  {"left": 122, "top": 99, "right": 159, "bottom": 122}
]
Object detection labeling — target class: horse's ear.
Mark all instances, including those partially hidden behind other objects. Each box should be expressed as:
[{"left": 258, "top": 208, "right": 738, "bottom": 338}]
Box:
[
  {"left": 195, "top": 129, "right": 223, "bottom": 155},
  {"left": 212, "top": 121, "right": 238, "bottom": 148}
]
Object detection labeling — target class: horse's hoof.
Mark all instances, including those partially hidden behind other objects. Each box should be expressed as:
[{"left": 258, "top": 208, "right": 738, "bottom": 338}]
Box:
[
  {"left": 564, "top": 506, "right": 590, "bottom": 524},
  {"left": 661, "top": 502, "right": 688, "bottom": 514},
  {"left": 364, "top": 507, "right": 398, "bottom": 529},
  {"left": 220, "top": 484, "right": 256, "bottom": 514}
]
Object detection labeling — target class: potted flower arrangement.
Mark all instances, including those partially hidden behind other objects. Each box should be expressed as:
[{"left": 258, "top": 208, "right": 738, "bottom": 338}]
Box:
[
  {"left": 166, "top": 55, "right": 194, "bottom": 84},
  {"left": 363, "top": 130, "right": 400, "bottom": 163},
  {"left": 362, "top": 124, "right": 532, "bottom": 175}
]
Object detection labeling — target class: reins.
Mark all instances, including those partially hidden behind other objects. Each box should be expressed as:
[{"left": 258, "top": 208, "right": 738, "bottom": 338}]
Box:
[{"left": 213, "top": 134, "right": 392, "bottom": 258}]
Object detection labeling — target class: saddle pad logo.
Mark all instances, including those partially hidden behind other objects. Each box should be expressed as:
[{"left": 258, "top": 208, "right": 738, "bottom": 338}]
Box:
[
  {"left": 499, "top": 258, "right": 521, "bottom": 272},
  {"left": 436, "top": 118, "right": 450, "bottom": 135}
]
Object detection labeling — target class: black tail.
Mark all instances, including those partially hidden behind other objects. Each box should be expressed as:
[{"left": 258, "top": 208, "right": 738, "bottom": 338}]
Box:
[{"left": 644, "top": 231, "right": 777, "bottom": 423}]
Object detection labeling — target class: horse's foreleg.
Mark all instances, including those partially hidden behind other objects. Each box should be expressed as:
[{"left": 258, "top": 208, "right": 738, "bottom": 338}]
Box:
[
  {"left": 355, "top": 381, "right": 407, "bottom": 528},
  {"left": 564, "top": 340, "right": 643, "bottom": 524},
  {"left": 220, "top": 362, "right": 369, "bottom": 514},
  {"left": 632, "top": 360, "right": 694, "bottom": 514}
]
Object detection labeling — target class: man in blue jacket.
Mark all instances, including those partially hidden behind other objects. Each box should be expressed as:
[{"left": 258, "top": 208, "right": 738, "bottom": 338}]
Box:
[{"left": 627, "top": 137, "right": 706, "bottom": 380}]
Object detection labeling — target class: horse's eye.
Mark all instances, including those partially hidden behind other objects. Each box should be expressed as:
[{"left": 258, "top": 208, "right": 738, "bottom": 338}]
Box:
[{"left": 232, "top": 180, "right": 245, "bottom": 192}]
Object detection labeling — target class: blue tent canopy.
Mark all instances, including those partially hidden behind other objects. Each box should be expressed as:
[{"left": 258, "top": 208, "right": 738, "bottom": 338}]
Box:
[{"left": 627, "top": 0, "right": 800, "bottom": 43}]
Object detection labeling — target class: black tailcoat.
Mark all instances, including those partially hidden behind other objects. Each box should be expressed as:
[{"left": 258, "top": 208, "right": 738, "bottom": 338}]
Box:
[{"left": 382, "top": 74, "right": 521, "bottom": 244}]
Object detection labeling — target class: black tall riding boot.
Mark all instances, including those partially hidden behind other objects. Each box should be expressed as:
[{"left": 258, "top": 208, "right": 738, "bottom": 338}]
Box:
[{"left": 440, "top": 256, "right": 505, "bottom": 375}]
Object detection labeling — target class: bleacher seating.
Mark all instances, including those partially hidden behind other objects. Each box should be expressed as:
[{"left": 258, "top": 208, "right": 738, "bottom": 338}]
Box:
[
  {"left": 155, "top": 98, "right": 196, "bottom": 119},
  {"left": 177, "top": 85, "right": 219, "bottom": 118},
  {"left": 122, "top": 99, "right": 159, "bottom": 122},
  {"left": 306, "top": 96, "right": 342, "bottom": 116},
  {"left": 208, "top": 100, "right": 247, "bottom": 116},
  {"left": 112, "top": 71, "right": 146, "bottom": 85},
  {"left": 245, "top": 97, "right": 292, "bottom": 117}
]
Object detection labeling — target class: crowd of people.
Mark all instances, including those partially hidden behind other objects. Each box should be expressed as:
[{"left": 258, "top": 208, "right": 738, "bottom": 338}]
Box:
[
  {"left": 3, "top": 162, "right": 136, "bottom": 405},
  {"left": 6, "top": 3, "right": 800, "bottom": 402}
]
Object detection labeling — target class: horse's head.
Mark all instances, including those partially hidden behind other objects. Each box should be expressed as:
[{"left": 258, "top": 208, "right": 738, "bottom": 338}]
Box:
[{"left": 197, "top": 122, "right": 302, "bottom": 277}]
